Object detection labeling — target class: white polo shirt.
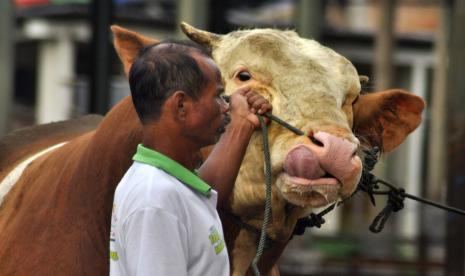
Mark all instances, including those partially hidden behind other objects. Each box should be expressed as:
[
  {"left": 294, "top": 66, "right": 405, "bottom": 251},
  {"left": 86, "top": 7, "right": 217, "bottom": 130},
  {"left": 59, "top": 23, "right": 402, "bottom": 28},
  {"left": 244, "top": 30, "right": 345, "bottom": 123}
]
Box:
[{"left": 110, "top": 144, "right": 229, "bottom": 276}]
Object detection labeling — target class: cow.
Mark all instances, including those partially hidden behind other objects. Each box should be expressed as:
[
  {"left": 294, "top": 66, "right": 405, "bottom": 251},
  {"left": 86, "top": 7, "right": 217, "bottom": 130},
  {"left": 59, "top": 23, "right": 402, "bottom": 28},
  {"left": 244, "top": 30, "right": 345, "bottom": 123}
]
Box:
[{"left": 0, "top": 23, "right": 424, "bottom": 276}]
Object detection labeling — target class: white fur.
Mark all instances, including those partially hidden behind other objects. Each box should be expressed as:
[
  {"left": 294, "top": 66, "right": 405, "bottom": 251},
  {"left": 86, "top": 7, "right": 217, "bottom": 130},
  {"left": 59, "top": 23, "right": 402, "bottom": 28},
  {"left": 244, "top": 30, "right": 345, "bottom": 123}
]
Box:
[{"left": 0, "top": 142, "right": 67, "bottom": 206}]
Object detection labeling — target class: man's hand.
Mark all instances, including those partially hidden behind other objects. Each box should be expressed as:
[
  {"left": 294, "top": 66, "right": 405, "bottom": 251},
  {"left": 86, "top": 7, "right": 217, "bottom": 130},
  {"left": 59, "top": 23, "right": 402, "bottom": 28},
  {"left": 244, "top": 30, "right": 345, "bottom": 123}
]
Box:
[
  {"left": 229, "top": 87, "right": 273, "bottom": 129},
  {"left": 199, "top": 86, "right": 272, "bottom": 208}
]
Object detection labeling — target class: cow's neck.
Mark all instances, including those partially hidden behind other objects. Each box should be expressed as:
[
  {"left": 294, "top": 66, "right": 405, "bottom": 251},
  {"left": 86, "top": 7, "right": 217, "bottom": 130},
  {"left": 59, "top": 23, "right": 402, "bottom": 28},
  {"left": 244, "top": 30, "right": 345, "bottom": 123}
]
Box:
[
  {"left": 60, "top": 96, "right": 143, "bottom": 241},
  {"left": 225, "top": 129, "right": 311, "bottom": 275},
  {"left": 78, "top": 96, "right": 142, "bottom": 202},
  {"left": 230, "top": 130, "right": 310, "bottom": 236}
]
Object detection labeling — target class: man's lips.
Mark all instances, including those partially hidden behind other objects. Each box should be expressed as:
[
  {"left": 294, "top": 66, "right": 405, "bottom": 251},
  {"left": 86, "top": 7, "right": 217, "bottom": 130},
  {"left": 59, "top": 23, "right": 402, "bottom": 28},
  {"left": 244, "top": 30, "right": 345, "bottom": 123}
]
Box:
[{"left": 223, "top": 114, "right": 231, "bottom": 126}]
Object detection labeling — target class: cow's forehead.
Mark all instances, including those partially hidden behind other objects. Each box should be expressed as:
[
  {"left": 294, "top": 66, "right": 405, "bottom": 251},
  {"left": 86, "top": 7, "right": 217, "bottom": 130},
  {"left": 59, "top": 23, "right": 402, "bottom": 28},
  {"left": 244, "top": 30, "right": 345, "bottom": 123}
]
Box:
[{"left": 212, "top": 28, "right": 360, "bottom": 105}]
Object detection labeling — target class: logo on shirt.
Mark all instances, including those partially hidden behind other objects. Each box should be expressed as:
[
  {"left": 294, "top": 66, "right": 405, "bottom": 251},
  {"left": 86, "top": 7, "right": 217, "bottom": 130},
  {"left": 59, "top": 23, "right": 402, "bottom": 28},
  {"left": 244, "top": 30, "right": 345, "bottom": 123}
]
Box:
[
  {"left": 208, "top": 226, "right": 225, "bottom": 255},
  {"left": 109, "top": 204, "right": 119, "bottom": 262},
  {"left": 110, "top": 251, "right": 119, "bottom": 261},
  {"left": 110, "top": 204, "right": 117, "bottom": 241}
]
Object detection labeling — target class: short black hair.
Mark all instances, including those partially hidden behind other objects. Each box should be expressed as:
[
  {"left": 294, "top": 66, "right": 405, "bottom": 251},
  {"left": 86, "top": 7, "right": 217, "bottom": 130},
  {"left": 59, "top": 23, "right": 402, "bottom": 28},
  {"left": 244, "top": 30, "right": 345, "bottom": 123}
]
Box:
[{"left": 129, "top": 40, "right": 211, "bottom": 124}]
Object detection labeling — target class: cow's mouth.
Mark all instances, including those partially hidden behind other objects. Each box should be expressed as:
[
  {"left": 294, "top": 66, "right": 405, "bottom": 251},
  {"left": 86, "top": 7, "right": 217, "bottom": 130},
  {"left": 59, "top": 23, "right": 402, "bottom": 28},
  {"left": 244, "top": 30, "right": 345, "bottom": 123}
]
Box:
[
  {"left": 276, "top": 172, "right": 341, "bottom": 207},
  {"left": 276, "top": 144, "right": 344, "bottom": 207}
]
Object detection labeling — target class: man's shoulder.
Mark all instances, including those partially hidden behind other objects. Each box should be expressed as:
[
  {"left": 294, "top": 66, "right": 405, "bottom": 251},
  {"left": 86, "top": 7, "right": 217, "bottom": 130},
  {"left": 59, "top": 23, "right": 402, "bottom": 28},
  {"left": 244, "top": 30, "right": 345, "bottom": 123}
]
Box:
[
  {"left": 121, "top": 162, "right": 176, "bottom": 187},
  {"left": 115, "top": 162, "right": 186, "bottom": 210}
]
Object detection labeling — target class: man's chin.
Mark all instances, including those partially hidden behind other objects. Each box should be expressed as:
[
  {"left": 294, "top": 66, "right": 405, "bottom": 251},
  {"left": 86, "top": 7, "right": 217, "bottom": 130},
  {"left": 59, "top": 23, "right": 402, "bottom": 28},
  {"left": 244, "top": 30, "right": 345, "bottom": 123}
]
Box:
[
  {"left": 215, "top": 116, "right": 229, "bottom": 136},
  {"left": 205, "top": 117, "right": 229, "bottom": 145},
  {"left": 203, "top": 128, "right": 224, "bottom": 146},
  {"left": 210, "top": 130, "right": 223, "bottom": 144}
]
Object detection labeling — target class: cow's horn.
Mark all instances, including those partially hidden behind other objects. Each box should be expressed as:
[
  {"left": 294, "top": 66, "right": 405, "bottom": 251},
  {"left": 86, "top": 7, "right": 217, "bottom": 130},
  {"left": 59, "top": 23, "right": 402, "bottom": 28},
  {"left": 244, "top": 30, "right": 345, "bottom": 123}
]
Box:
[
  {"left": 180, "top": 22, "right": 221, "bottom": 49},
  {"left": 359, "top": 75, "right": 370, "bottom": 85}
]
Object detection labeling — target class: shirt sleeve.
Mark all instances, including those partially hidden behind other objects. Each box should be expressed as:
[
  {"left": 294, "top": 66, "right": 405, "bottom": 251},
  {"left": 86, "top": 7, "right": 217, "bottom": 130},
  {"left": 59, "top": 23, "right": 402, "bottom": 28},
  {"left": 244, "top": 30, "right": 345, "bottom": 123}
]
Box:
[{"left": 122, "top": 207, "right": 189, "bottom": 276}]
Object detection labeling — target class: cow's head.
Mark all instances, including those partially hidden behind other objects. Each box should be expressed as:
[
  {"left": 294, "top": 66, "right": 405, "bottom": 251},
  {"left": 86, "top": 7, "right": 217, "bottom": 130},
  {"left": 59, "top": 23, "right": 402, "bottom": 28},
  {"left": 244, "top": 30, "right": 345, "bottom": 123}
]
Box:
[{"left": 111, "top": 24, "right": 425, "bottom": 218}]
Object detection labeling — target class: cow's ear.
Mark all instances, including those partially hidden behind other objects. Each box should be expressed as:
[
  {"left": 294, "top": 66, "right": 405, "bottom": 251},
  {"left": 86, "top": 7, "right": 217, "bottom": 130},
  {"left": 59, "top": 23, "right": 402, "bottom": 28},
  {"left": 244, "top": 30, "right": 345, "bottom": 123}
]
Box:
[
  {"left": 353, "top": 89, "right": 425, "bottom": 153},
  {"left": 111, "top": 25, "right": 159, "bottom": 77}
]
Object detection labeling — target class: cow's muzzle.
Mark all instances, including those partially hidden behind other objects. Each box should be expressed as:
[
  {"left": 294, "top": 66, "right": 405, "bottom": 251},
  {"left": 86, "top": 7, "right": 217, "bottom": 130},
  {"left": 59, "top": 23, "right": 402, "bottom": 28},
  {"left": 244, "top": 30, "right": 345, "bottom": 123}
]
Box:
[{"left": 276, "top": 131, "right": 362, "bottom": 207}]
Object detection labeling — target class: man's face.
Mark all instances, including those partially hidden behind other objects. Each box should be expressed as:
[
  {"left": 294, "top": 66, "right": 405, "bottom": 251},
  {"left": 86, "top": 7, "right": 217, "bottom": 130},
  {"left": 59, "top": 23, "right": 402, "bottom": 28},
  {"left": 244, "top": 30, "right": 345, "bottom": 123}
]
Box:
[{"left": 183, "top": 55, "right": 229, "bottom": 147}]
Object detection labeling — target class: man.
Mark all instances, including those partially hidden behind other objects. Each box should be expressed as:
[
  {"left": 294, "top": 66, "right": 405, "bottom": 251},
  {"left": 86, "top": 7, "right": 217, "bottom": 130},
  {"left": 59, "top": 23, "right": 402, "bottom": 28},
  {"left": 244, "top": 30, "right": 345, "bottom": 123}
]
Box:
[{"left": 109, "top": 41, "right": 272, "bottom": 275}]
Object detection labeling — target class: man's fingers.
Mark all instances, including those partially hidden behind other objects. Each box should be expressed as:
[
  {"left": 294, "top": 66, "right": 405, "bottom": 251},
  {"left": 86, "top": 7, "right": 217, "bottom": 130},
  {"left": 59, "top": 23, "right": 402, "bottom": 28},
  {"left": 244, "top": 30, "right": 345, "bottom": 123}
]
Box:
[
  {"left": 246, "top": 115, "right": 260, "bottom": 127},
  {"left": 235, "top": 86, "right": 251, "bottom": 96},
  {"left": 252, "top": 98, "right": 268, "bottom": 112},
  {"left": 258, "top": 103, "right": 273, "bottom": 115},
  {"left": 231, "top": 87, "right": 273, "bottom": 128},
  {"left": 244, "top": 89, "right": 255, "bottom": 97},
  {"left": 247, "top": 94, "right": 262, "bottom": 104},
  {"left": 249, "top": 95, "right": 272, "bottom": 114}
]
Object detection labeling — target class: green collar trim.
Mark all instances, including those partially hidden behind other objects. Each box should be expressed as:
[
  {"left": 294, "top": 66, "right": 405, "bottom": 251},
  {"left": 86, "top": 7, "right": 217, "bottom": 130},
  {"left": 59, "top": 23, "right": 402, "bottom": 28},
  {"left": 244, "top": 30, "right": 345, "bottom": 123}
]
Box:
[{"left": 133, "top": 144, "right": 211, "bottom": 197}]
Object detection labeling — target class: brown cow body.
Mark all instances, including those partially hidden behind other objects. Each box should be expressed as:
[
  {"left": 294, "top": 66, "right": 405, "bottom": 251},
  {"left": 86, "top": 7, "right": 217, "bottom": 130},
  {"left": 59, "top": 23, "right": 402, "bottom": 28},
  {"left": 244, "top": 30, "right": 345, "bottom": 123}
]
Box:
[
  {"left": 0, "top": 24, "right": 425, "bottom": 276},
  {"left": 0, "top": 98, "right": 140, "bottom": 275}
]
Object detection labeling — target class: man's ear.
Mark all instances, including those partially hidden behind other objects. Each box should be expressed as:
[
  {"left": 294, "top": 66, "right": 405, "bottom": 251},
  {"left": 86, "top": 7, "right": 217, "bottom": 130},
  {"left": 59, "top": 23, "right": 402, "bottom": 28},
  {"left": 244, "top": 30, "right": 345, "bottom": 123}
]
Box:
[
  {"left": 353, "top": 89, "right": 425, "bottom": 153},
  {"left": 170, "top": 91, "right": 189, "bottom": 119},
  {"left": 111, "top": 25, "right": 159, "bottom": 77}
]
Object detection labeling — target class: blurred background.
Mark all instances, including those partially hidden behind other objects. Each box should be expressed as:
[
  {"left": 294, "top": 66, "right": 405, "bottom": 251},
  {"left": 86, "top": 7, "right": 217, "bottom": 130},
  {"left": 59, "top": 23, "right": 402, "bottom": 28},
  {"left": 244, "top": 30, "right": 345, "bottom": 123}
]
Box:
[{"left": 1, "top": 0, "right": 465, "bottom": 275}]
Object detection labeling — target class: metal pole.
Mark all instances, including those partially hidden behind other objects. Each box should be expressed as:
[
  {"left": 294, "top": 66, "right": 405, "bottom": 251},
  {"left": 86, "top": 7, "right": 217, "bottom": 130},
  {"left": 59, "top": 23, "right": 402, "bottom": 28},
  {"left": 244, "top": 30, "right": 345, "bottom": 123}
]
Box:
[
  {"left": 177, "top": 0, "right": 209, "bottom": 37},
  {"left": 0, "top": 0, "right": 14, "bottom": 135},
  {"left": 36, "top": 34, "right": 75, "bottom": 124},
  {"left": 90, "top": 0, "right": 113, "bottom": 114},
  {"left": 445, "top": 0, "right": 465, "bottom": 275},
  {"left": 374, "top": 0, "right": 396, "bottom": 91},
  {"left": 295, "top": 0, "right": 323, "bottom": 39},
  {"left": 423, "top": 6, "right": 450, "bottom": 273},
  {"left": 428, "top": 0, "right": 450, "bottom": 201}
]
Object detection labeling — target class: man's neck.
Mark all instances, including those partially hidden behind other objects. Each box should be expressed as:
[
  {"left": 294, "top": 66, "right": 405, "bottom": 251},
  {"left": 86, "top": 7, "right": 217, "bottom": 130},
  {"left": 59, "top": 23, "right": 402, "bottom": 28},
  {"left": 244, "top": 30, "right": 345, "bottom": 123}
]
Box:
[{"left": 142, "top": 124, "right": 201, "bottom": 171}]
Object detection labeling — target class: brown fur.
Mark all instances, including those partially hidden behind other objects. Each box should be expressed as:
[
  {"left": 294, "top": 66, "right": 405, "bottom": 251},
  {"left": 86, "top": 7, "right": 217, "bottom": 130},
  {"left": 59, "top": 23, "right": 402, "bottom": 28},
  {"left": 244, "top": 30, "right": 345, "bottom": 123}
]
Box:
[
  {"left": 0, "top": 98, "right": 140, "bottom": 275},
  {"left": 0, "top": 115, "right": 102, "bottom": 183}
]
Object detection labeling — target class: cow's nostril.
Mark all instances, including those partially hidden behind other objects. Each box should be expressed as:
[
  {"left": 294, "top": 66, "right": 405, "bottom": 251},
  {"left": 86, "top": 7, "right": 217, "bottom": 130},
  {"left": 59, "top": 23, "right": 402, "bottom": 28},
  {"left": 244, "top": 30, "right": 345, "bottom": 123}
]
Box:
[
  {"left": 323, "top": 172, "right": 334, "bottom": 178},
  {"left": 310, "top": 136, "right": 324, "bottom": 147}
]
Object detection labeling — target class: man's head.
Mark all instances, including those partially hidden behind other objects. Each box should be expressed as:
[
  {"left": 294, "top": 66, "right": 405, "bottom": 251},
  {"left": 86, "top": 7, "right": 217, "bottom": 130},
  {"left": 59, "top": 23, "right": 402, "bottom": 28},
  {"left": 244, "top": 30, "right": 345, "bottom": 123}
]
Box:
[
  {"left": 129, "top": 41, "right": 229, "bottom": 147},
  {"left": 129, "top": 40, "right": 210, "bottom": 123}
]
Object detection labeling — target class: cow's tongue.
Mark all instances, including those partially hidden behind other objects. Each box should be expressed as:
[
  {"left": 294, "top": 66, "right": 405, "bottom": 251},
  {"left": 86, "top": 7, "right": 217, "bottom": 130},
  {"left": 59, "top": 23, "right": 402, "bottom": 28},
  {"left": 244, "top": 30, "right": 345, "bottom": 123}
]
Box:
[{"left": 283, "top": 146, "right": 325, "bottom": 180}]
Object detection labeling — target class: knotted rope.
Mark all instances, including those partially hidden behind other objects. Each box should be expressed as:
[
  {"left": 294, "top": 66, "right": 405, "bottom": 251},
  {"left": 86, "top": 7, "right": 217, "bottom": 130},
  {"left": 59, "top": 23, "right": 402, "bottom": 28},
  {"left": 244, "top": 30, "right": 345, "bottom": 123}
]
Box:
[
  {"left": 249, "top": 111, "right": 465, "bottom": 275},
  {"left": 295, "top": 147, "right": 465, "bottom": 235}
]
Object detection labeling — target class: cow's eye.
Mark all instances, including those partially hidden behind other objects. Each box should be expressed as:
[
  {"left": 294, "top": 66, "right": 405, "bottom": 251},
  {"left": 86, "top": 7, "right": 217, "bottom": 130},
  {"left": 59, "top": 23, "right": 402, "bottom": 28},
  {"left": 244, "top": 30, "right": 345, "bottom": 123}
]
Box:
[{"left": 237, "top": 71, "right": 251, "bottom": 82}]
